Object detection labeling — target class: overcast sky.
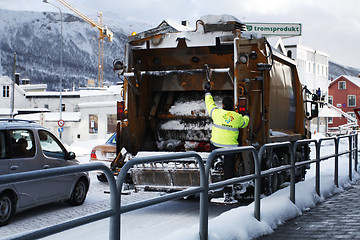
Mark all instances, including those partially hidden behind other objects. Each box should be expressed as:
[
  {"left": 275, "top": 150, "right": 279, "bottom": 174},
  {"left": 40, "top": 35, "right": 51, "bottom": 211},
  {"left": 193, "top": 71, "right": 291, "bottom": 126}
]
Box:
[{"left": 1, "top": 0, "right": 360, "bottom": 69}]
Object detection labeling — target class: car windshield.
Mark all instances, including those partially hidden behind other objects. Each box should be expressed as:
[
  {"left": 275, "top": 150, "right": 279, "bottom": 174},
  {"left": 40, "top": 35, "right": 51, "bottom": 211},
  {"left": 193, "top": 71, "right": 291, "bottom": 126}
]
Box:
[{"left": 106, "top": 133, "right": 116, "bottom": 145}]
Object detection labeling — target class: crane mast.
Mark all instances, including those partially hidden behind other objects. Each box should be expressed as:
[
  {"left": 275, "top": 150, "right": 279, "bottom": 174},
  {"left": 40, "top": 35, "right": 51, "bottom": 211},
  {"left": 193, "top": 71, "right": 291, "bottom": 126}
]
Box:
[{"left": 56, "top": 0, "right": 113, "bottom": 87}]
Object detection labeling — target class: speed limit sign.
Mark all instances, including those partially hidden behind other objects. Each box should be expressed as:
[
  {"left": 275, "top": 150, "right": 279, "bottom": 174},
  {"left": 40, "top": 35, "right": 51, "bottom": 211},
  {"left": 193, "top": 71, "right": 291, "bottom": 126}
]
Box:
[{"left": 58, "top": 119, "right": 65, "bottom": 127}]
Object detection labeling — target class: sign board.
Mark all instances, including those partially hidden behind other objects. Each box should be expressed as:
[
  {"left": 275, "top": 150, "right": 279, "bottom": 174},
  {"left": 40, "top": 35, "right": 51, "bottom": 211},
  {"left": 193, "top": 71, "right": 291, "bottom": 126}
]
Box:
[
  {"left": 58, "top": 119, "right": 65, "bottom": 127},
  {"left": 245, "top": 23, "right": 302, "bottom": 36},
  {"left": 58, "top": 127, "right": 64, "bottom": 133}
]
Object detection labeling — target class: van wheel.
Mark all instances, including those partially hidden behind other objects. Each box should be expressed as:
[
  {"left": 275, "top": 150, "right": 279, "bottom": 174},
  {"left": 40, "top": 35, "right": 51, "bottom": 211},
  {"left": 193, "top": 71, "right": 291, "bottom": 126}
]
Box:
[
  {"left": 0, "top": 193, "right": 14, "bottom": 227},
  {"left": 69, "top": 179, "right": 88, "bottom": 206}
]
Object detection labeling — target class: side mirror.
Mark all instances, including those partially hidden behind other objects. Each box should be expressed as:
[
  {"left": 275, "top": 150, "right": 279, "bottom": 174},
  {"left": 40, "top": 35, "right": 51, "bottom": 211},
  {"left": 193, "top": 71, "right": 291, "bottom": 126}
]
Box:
[
  {"left": 311, "top": 102, "right": 319, "bottom": 118},
  {"left": 67, "top": 151, "right": 76, "bottom": 160}
]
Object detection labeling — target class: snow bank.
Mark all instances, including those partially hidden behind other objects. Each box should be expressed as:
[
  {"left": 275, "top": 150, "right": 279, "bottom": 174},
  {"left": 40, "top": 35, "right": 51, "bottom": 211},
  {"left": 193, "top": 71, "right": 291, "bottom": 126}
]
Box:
[{"left": 161, "top": 138, "right": 360, "bottom": 240}]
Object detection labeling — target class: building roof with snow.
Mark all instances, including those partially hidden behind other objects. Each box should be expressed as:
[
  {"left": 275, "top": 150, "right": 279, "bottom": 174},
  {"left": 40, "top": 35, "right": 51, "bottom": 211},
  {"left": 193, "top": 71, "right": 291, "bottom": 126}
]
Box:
[{"left": 330, "top": 75, "right": 360, "bottom": 88}]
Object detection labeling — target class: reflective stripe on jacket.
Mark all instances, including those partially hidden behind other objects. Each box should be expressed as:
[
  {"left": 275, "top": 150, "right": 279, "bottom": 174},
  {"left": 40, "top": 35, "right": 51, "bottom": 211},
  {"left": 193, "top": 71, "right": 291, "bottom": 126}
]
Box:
[{"left": 205, "top": 93, "right": 249, "bottom": 147}]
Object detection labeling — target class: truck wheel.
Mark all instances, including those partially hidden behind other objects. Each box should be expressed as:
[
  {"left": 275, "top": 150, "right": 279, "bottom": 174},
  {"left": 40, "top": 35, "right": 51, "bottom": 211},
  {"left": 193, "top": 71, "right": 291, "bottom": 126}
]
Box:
[
  {"left": 0, "top": 193, "right": 14, "bottom": 227},
  {"left": 262, "top": 152, "right": 280, "bottom": 196},
  {"left": 69, "top": 179, "right": 88, "bottom": 206},
  {"left": 295, "top": 145, "right": 309, "bottom": 182}
]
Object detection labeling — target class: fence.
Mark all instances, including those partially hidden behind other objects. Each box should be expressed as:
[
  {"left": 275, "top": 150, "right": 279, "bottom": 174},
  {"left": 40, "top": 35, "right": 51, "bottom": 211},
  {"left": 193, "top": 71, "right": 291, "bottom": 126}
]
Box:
[{"left": 1, "top": 134, "right": 358, "bottom": 240}]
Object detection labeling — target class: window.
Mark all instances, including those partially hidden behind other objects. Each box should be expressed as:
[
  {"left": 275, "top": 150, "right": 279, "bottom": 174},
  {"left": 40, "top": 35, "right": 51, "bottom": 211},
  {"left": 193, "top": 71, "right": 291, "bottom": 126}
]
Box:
[
  {"left": 3, "top": 86, "right": 9, "bottom": 97},
  {"left": 0, "top": 131, "right": 7, "bottom": 159},
  {"left": 38, "top": 130, "right": 65, "bottom": 159},
  {"left": 10, "top": 129, "right": 35, "bottom": 158},
  {"left": 89, "top": 114, "right": 98, "bottom": 134},
  {"left": 328, "top": 96, "right": 333, "bottom": 105},
  {"left": 328, "top": 117, "right": 333, "bottom": 124},
  {"left": 287, "top": 50, "right": 292, "bottom": 58},
  {"left": 338, "top": 81, "right": 346, "bottom": 90},
  {"left": 61, "top": 104, "right": 65, "bottom": 112},
  {"left": 347, "top": 112, "right": 356, "bottom": 123},
  {"left": 44, "top": 104, "right": 49, "bottom": 109},
  {"left": 107, "top": 114, "right": 117, "bottom": 134},
  {"left": 313, "top": 63, "right": 315, "bottom": 74},
  {"left": 348, "top": 95, "right": 356, "bottom": 107}
]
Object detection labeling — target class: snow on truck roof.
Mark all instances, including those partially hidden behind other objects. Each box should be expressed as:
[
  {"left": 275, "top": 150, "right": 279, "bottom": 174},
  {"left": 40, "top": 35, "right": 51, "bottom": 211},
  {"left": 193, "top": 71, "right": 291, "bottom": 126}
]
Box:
[{"left": 128, "top": 14, "right": 248, "bottom": 45}]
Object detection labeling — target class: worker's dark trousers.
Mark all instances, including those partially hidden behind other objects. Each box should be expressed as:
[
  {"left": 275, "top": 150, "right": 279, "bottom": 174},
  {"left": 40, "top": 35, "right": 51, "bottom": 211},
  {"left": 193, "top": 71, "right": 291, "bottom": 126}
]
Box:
[{"left": 210, "top": 143, "right": 236, "bottom": 194}]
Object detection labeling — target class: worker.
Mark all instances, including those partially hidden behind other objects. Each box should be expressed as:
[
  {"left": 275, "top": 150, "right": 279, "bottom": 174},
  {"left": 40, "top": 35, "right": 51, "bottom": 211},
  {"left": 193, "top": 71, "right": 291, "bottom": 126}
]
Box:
[
  {"left": 316, "top": 88, "right": 321, "bottom": 100},
  {"left": 204, "top": 82, "right": 249, "bottom": 203}
]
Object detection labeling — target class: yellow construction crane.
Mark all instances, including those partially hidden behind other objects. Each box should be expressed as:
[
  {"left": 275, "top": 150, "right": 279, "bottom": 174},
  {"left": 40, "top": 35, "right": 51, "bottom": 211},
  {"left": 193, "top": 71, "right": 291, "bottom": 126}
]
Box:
[{"left": 56, "top": 0, "right": 113, "bottom": 87}]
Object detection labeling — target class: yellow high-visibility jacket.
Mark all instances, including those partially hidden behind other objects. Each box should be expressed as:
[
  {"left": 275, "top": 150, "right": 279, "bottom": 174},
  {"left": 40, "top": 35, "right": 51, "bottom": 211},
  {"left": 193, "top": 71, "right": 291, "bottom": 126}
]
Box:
[{"left": 205, "top": 92, "right": 249, "bottom": 148}]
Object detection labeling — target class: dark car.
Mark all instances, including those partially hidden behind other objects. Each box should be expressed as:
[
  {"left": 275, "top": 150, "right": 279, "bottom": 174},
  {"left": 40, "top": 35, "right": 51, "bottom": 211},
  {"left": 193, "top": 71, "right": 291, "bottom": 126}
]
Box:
[
  {"left": 90, "top": 133, "right": 116, "bottom": 182},
  {"left": 0, "top": 119, "right": 89, "bottom": 226}
]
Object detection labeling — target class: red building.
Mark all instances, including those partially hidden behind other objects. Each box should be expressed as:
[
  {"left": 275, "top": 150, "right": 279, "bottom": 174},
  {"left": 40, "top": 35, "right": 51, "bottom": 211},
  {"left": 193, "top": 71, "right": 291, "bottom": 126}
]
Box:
[{"left": 328, "top": 75, "right": 360, "bottom": 128}]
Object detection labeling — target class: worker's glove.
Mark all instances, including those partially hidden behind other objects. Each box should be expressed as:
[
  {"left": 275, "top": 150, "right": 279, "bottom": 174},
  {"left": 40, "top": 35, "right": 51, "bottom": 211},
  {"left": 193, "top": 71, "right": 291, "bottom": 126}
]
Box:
[{"left": 204, "top": 81, "right": 211, "bottom": 93}]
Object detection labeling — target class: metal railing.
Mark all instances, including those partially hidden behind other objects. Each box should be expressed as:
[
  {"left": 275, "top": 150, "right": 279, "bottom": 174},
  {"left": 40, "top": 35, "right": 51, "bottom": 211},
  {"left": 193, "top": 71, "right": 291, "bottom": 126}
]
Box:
[
  {"left": 1, "top": 134, "right": 358, "bottom": 240},
  {"left": 0, "top": 163, "right": 120, "bottom": 240},
  {"left": 115, "top": 133, "right": 358, "bottom": 239}
]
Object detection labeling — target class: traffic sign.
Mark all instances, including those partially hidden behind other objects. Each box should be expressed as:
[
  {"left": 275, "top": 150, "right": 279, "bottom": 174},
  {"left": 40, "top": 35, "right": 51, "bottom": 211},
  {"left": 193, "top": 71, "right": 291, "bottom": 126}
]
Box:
[
  {"left": 58, "top": 119, "right": 65, "bottom": 127},
  {"left": 58, "top": 127, "right": 64, "bottom": 133}
]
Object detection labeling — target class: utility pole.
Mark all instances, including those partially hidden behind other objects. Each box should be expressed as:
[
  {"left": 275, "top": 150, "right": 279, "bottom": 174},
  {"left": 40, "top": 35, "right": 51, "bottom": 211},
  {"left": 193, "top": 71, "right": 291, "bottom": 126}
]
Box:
[
  {"left": 43, "top": 0, "right": 64, "bottom": 140},
  {"left": 11, "top": 53, "right": 16, "bottom": 119}
]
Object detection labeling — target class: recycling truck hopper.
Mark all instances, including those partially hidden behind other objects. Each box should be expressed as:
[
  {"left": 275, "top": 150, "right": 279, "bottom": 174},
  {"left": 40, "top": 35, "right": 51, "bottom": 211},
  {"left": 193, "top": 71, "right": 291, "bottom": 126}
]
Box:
[{"left": 112, "top": 15, "right": 318, "bottom": 195}]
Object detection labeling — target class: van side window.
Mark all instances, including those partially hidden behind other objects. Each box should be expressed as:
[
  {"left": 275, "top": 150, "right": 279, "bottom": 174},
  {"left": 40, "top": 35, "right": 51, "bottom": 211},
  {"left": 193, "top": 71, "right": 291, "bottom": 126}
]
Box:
[
  {"left": 38, "top": 130, "right": 66, "bottom": 159},
  {"left": 9, "top": 130, "right": 35, "bottom": 158},
  {"left": 0, "top": 131, "right": 7, "bottom": 159}
]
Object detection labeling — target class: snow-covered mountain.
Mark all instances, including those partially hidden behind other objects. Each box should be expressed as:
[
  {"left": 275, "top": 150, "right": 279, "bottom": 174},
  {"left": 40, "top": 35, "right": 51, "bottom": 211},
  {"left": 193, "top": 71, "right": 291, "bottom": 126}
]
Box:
[
  {"left": 328, "top": 61, "right": 360, "bottom": 80},
  {"left": 0, "top": 9, "right": 359, "bottom": 91},
  {"left": 0, "top": 9, "right": 151, "bottom": 90}
]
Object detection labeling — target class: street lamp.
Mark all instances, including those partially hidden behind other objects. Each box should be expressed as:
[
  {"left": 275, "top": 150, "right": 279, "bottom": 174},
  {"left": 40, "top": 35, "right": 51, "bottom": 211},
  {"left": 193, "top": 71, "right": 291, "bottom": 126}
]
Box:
[{"left": 43, "top": 0, "right": 63, "bottom": 139}]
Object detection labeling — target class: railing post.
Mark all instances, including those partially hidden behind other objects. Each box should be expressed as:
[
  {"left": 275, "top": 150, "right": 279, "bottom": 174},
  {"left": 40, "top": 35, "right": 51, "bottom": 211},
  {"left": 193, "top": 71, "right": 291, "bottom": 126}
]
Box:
[
  {"left": 315, "top": 140, "right": 321, "bottom": 196},
  {"left": 200, "top": 153, "right": 210, "bottom": 240},
  {"left": 334, "top": 137, "right": 339, "bottom": 188},
  {"left": 356, "top": 134, "right": 359, "bottom": 172},
  {"left": 348, "top": 135, "right": 353, "bottom": 181},
  {"left": 254, "top": 150, "right": 261, "bottom": 221},
  {"left": 290, "top": 143, "right": 296, "bottom": 204}
]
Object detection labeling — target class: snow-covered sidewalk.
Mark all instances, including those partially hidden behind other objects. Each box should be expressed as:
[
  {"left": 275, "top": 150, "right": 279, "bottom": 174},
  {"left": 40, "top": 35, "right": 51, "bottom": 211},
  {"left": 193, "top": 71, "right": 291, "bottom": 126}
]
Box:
[{"left": 162, "top": 134, "right": 359, "bottom": 240}]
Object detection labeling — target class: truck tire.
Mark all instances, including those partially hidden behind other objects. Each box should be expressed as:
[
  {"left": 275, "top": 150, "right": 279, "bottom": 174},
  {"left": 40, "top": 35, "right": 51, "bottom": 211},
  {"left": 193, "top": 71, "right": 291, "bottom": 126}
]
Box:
[
  {"left": 0, "top": 193, "right": 14, "bottom": 227},
  {"left": 262, "top": 152, "right": 280, "bottom": 196}
]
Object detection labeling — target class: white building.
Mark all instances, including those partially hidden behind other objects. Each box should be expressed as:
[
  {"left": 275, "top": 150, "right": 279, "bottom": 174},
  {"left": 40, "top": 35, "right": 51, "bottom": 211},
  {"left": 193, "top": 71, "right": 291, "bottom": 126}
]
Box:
[
  {"left": 271, "top": 39, "right": 329, "bottom": 95},
  {"left": 284, "top": 44, "right": 329, "bottom": 96},
  {"left": 0, "top": 75, "right": 122, "bottom": 145}
]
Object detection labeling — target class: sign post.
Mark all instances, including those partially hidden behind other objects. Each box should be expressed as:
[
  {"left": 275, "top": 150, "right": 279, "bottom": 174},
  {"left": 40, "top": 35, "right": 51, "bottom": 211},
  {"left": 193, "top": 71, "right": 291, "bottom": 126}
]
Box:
[{"left": 58, "top": 119, "right": 65, "bottom": 138}]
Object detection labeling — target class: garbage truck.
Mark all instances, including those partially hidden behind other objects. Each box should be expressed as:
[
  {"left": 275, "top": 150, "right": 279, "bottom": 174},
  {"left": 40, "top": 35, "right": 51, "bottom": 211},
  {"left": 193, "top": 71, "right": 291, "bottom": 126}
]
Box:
[{"left": 111, "top": 15, "right": 319, "bottom": 196}]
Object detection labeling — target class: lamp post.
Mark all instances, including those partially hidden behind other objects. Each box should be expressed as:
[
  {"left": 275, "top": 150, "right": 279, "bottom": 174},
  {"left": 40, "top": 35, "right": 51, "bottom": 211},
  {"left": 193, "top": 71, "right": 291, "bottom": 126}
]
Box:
[{"left": 43, "top": 0, "right": 63, "bottom": 139}]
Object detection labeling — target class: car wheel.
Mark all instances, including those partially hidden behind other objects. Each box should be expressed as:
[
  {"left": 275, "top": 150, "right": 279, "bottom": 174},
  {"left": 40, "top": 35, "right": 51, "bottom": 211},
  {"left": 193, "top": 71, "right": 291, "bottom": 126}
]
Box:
[
  {"left": 0, "top": 193, "right": 14, "bottom": 227},
  {"left": 68, "top": 179, "right": 88, "bottom": 206}
]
